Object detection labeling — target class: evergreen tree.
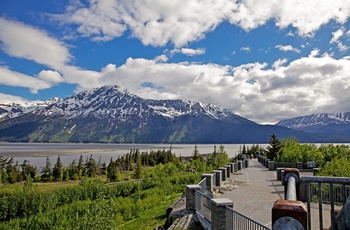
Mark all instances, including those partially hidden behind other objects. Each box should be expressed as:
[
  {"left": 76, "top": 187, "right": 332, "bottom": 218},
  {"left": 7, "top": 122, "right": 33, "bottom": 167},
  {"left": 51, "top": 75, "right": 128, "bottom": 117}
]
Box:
[
  {"left": 266, "top": 134, "right": 281, "bottom": 160},
  {"left": 6, "top": 157, "right": 20, "bottom": 183},
  {"left": 107, "top": 158, "right": 117, "bottom": 182},
  {"left": 20, "top": 160, "right": 37, "bottom": 179},
  {"left": 68, "top": 159, "right": 79, "bottom": 180},
  {"left": 52, "top": 156, "right": 63, "bottom": 182},
  {"left": 193, "top": 145, "right": 200, "bottom": 160},
  {"left": 85, "top": 155, "right": 98, "bottom": 177},
  {"left": 77, "top": 154, "right": 84, "bottom": 178},
  {"left": 133, "top": 151, "right": 142, "bottom": 179},
  {"left": 41, "top": 156, "right": 52, "bottom": 181}
]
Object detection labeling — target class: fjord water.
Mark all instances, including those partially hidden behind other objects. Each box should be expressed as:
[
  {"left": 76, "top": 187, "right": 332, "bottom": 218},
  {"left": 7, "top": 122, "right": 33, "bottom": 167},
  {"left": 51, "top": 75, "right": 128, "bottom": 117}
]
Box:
[{"left": 0, "top": 143, "right": 268, "bottom": 167}]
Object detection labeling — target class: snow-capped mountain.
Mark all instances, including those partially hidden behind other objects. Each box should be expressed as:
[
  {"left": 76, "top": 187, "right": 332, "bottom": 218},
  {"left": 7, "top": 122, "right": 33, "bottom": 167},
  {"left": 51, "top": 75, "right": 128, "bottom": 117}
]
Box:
[
  {"left": 0, "top": 85, "right": 328, "bottom": 143},
  {"left": 276, "top": 112, "right": 350, "bottom": 139},
  {"left": 0, "top": 98, "right": 62, "bottom": 121}
]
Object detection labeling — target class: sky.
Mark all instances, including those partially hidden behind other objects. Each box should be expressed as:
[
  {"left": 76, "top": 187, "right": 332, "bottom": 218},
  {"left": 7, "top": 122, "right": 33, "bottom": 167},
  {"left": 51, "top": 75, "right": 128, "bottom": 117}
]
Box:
[{"left": 0, "top": 0, "right": 350, "bottom": 124}]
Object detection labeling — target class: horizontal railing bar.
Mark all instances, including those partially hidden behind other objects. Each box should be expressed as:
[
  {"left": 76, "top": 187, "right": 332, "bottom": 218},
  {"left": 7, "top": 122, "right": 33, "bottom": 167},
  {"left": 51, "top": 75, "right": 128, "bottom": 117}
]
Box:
[
  {"left": 226, "top": 206, "right": 270, "bottom": 229},
  {"left": 301, "top": 176, "right": 350, "bottom": 184},
  {"left": 194, "top": 190, "right": 212, "bottom": 200}
]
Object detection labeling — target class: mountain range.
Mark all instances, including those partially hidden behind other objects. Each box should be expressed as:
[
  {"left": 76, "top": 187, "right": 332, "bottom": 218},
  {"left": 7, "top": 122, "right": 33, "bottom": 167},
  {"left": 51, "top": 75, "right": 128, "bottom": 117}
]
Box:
[{"left": 0, "top": 85, "right": 349, "bottom": 143}]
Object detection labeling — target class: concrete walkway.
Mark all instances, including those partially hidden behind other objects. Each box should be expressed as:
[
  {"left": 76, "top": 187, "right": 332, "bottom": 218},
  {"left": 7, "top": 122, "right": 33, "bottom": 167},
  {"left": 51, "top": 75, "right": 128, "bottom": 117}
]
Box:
[
  {"left": 218, "top": 158, "right": 284, "bottom": 229},
  {"left": 217, "top": 158, "right": 332, "bottom": 229}
]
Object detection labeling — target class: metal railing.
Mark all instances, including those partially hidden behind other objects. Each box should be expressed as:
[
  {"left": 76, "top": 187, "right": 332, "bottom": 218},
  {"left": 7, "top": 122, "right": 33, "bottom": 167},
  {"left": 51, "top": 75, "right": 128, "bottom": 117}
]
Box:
[
  {"left": 309, "top": 183, "right": 350, "bottom": 205},
  {"left": 198, "top": 177, "right": 206, "bottom": 193},
  {"left": 301, "top": 176, "right": 350, "bottom": 230},
  {"left": 226, "top": 206, "right": 270, "bottom": 230},
  {"left": 195, "top": 190, "right": 211, "bottom": 222}
]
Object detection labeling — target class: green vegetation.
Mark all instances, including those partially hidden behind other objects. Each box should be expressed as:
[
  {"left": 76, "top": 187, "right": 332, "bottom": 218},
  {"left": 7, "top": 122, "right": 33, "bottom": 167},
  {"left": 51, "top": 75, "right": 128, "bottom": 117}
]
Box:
[
  {"left": 0, "top": 144, "right": 232, "bottom": 229},
  {"left": 1, "top": 138, "right": 348, "bottom": 229},
  {"left": 264, "top": 134, "right": 350, "bottom": 177}
]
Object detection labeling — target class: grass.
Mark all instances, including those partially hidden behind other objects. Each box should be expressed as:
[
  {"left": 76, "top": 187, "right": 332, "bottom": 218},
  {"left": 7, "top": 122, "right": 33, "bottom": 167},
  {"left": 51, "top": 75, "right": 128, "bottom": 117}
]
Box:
[
  {"left": 118, "top": 193, "right": 182, "bottom": 230},
  {"left": 116, "top": 201, "right": 170, "bottom": 230}
]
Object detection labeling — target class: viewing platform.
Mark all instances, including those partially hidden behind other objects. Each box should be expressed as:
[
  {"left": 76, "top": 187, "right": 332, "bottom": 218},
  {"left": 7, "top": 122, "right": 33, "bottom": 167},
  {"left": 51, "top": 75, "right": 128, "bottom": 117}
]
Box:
[
  {"left": 218, "top": 158, "right": 285, "bottom": 228},
  {"left": 168, "top": 157, "right": 350, "bottom": 229}
]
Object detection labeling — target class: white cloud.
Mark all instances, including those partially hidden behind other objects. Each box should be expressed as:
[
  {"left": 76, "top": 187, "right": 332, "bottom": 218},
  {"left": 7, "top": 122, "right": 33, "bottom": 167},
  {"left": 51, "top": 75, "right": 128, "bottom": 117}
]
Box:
[
  {"left": 52, "top": 54, "right": 349, "bottom": 124},
  {"left": 330, "top": 27, "right": 348, "bottom": 52},
  {"left": 0, "top": 17, "right": 71, "bottom": 69},
  {"left": 56, "top": 0, "right": 234, "bottom": 47},
  {"left": 0, "top": 67, "right": 53, "bottom": 93},
  {"left": 55, "top": 0, "right": 350, "bottom": 46},
  {"left": 37, "top": 70, "right": 64, "bottom": 83},
  {"left": 154, "top": 54, "right": 169, "bottom": 63},
  {"left": 0, "top": 93, "right": 31, "bottom": 104},
  {"left": 240, "top": 46, "right": 251, "bottom": 53},
  {"left": 229, "top": 0, "right": 350, "bottom": 37},
  {"left": 272, "top": 58, "right": 288, "bottom": 69},
  {"left": 330, "top": 27, "right": 344, "bottom": 44},
  {"left": 169, "top": 48, "right": 205, "bottom": 56},
  {"left": 286, "top": 30, "right": 295, "bottom": 37},
  {"left": 309, "top": 49, "right": 320, "bottom": 58},
  {"left": 275, "top": 45, "right": 300, "bottom": 53}
]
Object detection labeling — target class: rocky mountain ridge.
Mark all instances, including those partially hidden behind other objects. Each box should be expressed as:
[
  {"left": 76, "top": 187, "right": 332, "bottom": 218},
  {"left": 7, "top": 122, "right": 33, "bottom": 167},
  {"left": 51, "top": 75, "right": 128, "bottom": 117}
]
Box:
[{"left": 0, "top": 85, "right": 348, "bottom": 143}]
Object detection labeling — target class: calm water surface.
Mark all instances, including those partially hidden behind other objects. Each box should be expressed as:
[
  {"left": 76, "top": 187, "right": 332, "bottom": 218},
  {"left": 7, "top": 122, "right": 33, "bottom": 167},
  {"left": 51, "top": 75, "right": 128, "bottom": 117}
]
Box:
[{"left": 0, "top": 143, "right": 269, "bottom": 167}]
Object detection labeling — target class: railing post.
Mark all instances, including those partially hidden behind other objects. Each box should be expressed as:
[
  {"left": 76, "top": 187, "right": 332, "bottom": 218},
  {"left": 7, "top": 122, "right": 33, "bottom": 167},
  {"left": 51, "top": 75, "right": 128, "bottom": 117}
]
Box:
[
  {"left": 225, "top": 165, "right": 231, "bottom": 178},
  {"left": 219, "top": 167, "right": 227, "bottom": 181},
  {"left": 212, "top": 170, "right": 222, "bottom": 186},
  {"left": 272, "top": 168, "right": 307, "bottom": 229},
  {"left": 201, "top": 174, "right": 214, "bottom": 192},
  {"left": 186, "top": 185, "right": 201, "bottom": 213},
  {"left": 228, "top": 163, "right": 234, "bottom": 173},
  {"left": 272, "top": 200, "right": 307, "bottom": 229},
  {"left": 237, "top": 161, "right": 242, "bottom": 170},
  {"left": 211, "top": 198, "right": 234, "bottom": 230}
]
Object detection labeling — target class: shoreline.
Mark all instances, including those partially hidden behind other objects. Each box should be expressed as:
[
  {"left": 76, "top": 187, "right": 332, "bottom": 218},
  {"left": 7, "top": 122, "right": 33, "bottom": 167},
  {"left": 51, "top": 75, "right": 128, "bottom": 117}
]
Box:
[{"left": 0, "top": 148, "right": 116, "bottom": 158}]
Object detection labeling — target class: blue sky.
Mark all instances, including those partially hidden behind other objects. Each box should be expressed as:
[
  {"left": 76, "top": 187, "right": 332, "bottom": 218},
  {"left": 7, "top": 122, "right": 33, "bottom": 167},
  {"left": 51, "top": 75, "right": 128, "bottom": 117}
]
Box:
[{"left": 0, "top": 0, "right": 350, "bottom": 124}]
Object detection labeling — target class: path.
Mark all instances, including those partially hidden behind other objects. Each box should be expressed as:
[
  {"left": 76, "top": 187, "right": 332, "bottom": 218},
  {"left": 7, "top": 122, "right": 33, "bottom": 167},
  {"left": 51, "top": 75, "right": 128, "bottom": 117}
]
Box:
[
  {"left": 217, "top": 158, "right": 332, "bottom": 229},
  {"left": 218, "top": 158, "right": 283, "bottom": 228}
]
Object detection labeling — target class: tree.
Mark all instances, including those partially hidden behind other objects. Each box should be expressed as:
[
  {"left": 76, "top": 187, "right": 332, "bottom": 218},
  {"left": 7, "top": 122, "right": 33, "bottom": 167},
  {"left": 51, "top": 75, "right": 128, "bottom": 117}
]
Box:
[
  {"left": 52, "top": 156, "right": 64, "bottom": 181},
  {"left": 133, "top": 151, "right": 142, "bottom": 179},
  {"left": 85, "top": 155, "right": 98, "bottom": 177},
  {"left": 107, "top": 158, "right": 117, "bottom": 182},
  {"left": 216, "top": 145, "right": 229, "bottom": 168},
  {"left": 6, "top": 157, "right": 20, "bottom": 183},
  {"left": 193, "top": 145, "right": 200, "bottom": 160},
  {"left": 77, "top": 154, "right": 84, "bottom": 178},
  {"left": 41, "top": 156, "right": 52, "bottom": 181},
  {"left": 320, "top": 157, "right": 350, "bottom": 177},
  {"left": 68, "top": 160, "right": 79, "bottom": 180},
  {"left": 266, "top": 134, "right": 281, "bottom": 160},
  {"left": 21, "top": 160, "right": 37, "bottom": 180}
]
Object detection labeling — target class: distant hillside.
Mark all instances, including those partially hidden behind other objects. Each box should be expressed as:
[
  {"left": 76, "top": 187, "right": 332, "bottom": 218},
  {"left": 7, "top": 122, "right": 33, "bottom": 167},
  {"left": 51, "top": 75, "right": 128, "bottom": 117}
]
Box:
[
  {"left": 276, "top": 112, "right": 350, "bottom": 142},
  {"left": 0, "top": 85, "right": 331, "bottom": 143}
]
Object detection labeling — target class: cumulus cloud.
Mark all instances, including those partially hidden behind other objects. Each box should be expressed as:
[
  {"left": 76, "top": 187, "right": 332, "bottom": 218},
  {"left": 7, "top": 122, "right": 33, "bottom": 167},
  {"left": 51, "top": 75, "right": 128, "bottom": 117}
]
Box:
[
  {"left": 55, "top": 0, "right": 234, "bottom": 47},
  {"left": 0, "top": 17, "right": 71, "bottom": 69},
  {"left": 330, "top": 27, "right": 345, "bottom": 44},
  {"left": 330, "top": 27, "right": 348, "bottom": 52},
  {"left": 0, "top": 93, "right": 30, "bottom": 104},
  {"left": 37, "top": 70, "right": 65, "bottom": 83},
  {"left": 272, "top": 58, "right": 288, "bottom": 69},
  {"left": 54, "top": 0, "right": 350, "bottom": 46},
  {"left": 51, "top": 54, "right": 348, "bottom": 124},
  {"left": 0, "top": 67, "right": 53, "bottom": 93},
  {"left": 169, "top": 48, "right": 206, "bottom": 56},
  {"left": 275, "top": 45, "right": 300, "bottom": 53}
]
